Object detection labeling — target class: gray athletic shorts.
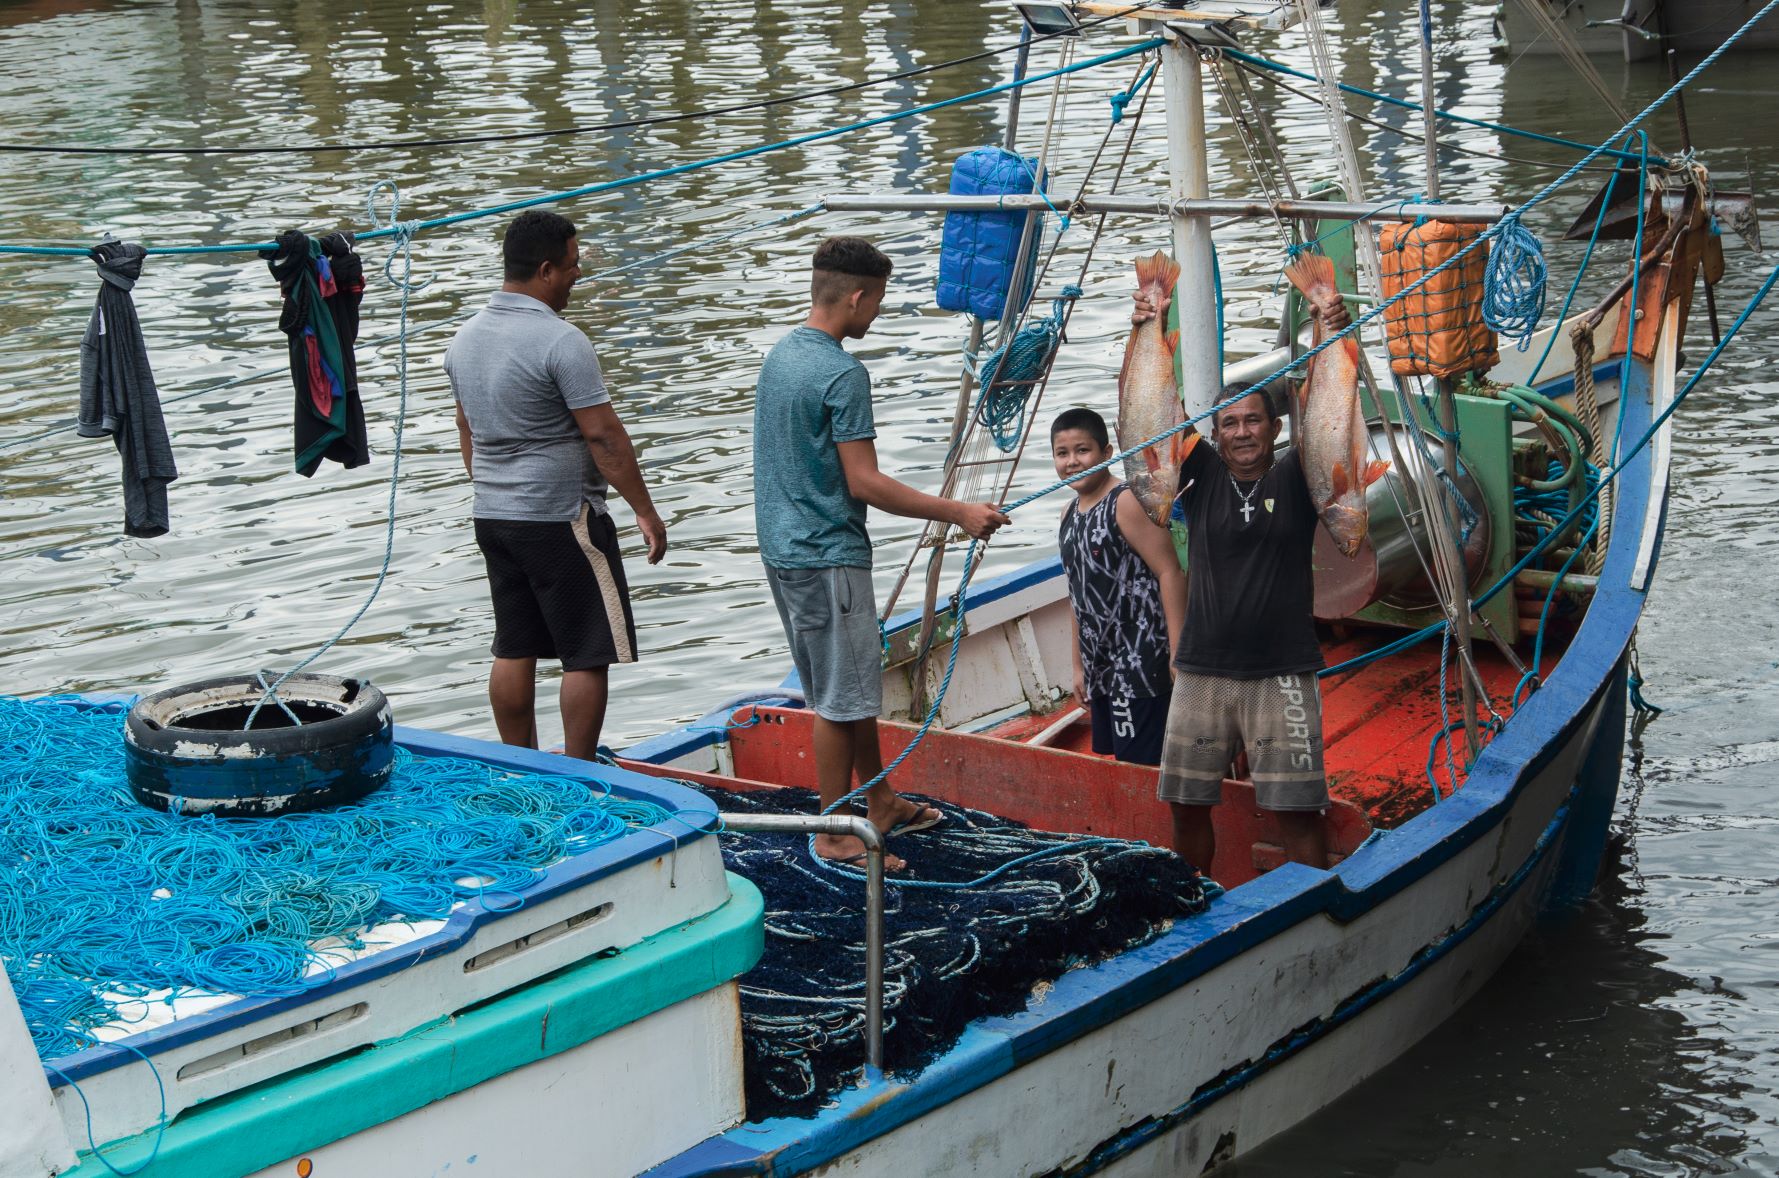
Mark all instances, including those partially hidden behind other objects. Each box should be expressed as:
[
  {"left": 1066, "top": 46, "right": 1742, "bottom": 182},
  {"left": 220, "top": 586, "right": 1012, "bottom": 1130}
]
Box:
[
  {"left": 765, "top": 565, "right": 883, "bottom": 723},
  {"left": 1158, "top": 670, "right": 1329, "bottom": 812}
]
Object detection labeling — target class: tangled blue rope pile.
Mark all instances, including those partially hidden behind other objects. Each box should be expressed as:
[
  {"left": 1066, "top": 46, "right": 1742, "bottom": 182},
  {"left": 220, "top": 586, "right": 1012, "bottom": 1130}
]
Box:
[
  {"left": 0, "top": 695, "right": 672, "bottom": 1062},
  {"left": 706, "top": 785, "right": 1213, "bottom": 1117}
]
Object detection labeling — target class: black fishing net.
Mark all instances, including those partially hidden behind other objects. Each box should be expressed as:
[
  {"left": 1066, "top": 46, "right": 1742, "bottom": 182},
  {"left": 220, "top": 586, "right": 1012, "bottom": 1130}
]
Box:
[{"left": 700, "top": 786, "right": 1213, "bottom": 1119}]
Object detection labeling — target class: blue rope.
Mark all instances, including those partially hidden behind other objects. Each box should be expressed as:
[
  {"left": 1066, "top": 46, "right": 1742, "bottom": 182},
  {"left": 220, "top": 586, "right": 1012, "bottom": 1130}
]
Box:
[
  {"left": 0, "top": 695, "right": 673, "bottom": 1063},
  {"left": 43, "top": 1044, "right": 166, "bottom": 1176},
  {"left": 1108, "top": 61, "right": 1158, "bottom": 126},
  {"left": 967, "top": 285, "right": 1082, "bottom": 452},
  {"left": 1481, "top": 217, "right": 1547, "bottom": 349},
  {"left": 0, "top": 40, "right": 1162, "bottom": 259}
]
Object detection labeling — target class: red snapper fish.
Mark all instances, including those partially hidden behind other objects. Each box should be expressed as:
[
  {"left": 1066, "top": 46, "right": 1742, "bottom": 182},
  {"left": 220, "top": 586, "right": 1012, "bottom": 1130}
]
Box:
[
  {"left": 1282, "top": 252, "right": 1388, "bottom": 557},
  {"left": 1118, "top": 251, "right": 1190, "bottom": 526}
]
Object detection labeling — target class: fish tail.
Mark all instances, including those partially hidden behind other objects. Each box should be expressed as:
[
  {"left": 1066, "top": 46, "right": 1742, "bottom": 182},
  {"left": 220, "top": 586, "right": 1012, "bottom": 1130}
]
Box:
[
  {"left": 1134, "top": 251, "right": 1181, "bottom": 301},
  {"left": 1283, "top": 252, "right": 1337, "bottom": 300}
]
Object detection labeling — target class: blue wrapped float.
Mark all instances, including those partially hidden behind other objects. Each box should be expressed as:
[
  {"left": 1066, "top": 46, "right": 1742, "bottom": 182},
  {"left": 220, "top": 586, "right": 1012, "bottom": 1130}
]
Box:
[{"left": 936, "top": 146, "right": 1045, "bottom": 321}]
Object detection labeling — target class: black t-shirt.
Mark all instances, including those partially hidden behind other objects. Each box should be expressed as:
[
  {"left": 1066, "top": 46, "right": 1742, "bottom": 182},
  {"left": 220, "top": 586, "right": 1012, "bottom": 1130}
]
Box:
[{"left": 1173, "top": 437, "right": 1323, "bottom": 678}]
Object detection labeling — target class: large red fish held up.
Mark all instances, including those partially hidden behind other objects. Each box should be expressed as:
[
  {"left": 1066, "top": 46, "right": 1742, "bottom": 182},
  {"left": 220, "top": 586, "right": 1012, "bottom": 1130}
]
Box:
[
  {"left": 1282, "top": 252, "right": 1388, "bottom": 557},
  {"left": 1117, "top": 251, "right": 1190, "bottom": 526}
]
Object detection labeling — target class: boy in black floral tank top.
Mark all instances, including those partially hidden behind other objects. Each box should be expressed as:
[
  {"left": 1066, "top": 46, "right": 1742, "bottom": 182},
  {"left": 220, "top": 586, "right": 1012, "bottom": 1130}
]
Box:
[{"left": 1052, "top": 409, "right": 1187, "bottom": 765}]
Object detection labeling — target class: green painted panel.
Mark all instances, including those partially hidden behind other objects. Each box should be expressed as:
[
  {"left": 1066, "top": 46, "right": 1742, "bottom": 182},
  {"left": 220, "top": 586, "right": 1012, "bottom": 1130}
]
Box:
[
  {"left": 1342, "top": 392, "right": 1519, "bottom": 642},
  {"left": 62, "top": 874, "right": 766, "bottom": 1178}
]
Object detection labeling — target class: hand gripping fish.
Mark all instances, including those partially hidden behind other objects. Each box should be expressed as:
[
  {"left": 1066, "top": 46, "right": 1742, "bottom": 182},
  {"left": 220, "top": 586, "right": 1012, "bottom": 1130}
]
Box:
[
  {"left": 1282, "top": 252, "right": 1388, "bottom": 557},
  {"left": 1118, "top": 251, "right": 1189, "bottom": 526}
]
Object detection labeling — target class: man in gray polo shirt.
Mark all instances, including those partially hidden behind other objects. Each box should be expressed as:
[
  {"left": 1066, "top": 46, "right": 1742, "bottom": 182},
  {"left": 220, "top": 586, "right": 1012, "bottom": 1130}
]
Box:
[
  {"left": 754, "top": 236, "right": 1008, "bottom": 869},
  {"left": 447, "top": 209, "right": 667, "bottom": 760}
]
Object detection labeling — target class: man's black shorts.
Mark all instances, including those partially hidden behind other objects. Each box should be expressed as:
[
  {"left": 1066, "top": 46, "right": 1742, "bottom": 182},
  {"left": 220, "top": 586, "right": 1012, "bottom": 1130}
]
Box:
[
  {"left": 474, "top": 503, "right": 637, "bottom": 671},
  {"left": 1089, "top": 691, "right": 1168, "bottom": 767}
]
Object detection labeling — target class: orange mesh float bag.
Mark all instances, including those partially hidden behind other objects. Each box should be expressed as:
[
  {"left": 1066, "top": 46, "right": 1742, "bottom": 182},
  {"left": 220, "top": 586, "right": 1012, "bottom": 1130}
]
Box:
[{"left": 1377, "top": 219, "right": 1499, "bottom": 378}]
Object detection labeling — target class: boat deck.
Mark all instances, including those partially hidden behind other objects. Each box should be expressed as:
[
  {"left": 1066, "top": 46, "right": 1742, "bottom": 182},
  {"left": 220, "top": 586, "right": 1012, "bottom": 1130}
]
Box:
[{"left": 987, "top": 623, "right": 1549, "bottom": 831}]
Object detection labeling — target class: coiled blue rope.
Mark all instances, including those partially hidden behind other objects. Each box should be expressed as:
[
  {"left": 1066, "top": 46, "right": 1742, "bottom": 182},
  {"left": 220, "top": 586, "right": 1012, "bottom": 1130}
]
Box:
[
  {"left": 1481, "top": 217, "right": 1548, "bottom": 350},
  {"left": 968, "top": 285, "right": 1082, "bottom": 452}
]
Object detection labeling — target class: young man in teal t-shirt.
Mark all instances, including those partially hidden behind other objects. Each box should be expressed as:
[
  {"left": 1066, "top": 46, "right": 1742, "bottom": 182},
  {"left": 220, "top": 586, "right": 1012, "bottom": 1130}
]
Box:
[{"left": 752, "top": 237, "right": 1009, "bottom": 869}]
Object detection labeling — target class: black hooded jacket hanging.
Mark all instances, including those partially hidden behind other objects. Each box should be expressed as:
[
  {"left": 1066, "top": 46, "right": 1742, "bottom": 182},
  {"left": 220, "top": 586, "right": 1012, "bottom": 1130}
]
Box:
[
  {"left": 77, "top": 241, "right": 177, "bottom": 538},
  {"left": 263, "top": 229, "right": 370, "bottom": 477}
]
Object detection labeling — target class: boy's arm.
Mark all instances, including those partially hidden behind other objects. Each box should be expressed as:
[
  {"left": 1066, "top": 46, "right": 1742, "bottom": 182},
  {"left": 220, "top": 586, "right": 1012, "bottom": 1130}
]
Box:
[
  {"left": 1116, "top": 488, "right": 1186, "bottom": 667},
  {"left": 837, "top": 438, "right": 1009, "bottom": 540}
]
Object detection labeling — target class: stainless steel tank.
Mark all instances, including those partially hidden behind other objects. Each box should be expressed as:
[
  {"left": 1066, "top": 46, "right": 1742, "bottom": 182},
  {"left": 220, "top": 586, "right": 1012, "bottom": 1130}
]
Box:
[{"left": 1311, "top": 423, "right": 1491, "bottom": 620}]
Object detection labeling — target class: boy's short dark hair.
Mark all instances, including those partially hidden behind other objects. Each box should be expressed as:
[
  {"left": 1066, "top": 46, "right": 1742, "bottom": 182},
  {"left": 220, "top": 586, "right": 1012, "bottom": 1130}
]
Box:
[
  {"left": 1050, "top": 407, "right": 1110, "bottom": 448},
  {"left": 503, "top": 210, "right": 577, "bottom": 282},
  {"left": 811, "top": 236, "right": 893, "bottom": 306}
]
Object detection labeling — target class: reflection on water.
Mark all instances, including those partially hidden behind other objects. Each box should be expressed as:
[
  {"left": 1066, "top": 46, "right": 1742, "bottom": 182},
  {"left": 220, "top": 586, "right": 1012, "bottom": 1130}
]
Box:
[{"left": 1, "top": 0, "right": 1777, "bottom": 1171}]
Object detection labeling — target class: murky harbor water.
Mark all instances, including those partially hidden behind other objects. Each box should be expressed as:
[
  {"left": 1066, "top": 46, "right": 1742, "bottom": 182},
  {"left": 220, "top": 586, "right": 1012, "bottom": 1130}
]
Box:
[{"left": 1, "top": 1, "right": 1775, "bottom": 1172}]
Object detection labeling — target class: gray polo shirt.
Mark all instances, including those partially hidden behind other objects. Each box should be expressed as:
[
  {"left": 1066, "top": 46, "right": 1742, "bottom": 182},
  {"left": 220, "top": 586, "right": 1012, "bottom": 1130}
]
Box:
[
  {"left": 444, "top": 291, "right": 611, "bottom": 522},
  {"left": 752, "top": 326, "right": 876, "bottom": 569}
]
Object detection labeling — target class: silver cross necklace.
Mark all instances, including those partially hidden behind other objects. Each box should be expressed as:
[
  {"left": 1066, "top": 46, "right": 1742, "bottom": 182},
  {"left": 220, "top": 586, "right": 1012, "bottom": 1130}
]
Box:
[{"left": 1228, "top": 471, "right": 1261, "bottom": 524}]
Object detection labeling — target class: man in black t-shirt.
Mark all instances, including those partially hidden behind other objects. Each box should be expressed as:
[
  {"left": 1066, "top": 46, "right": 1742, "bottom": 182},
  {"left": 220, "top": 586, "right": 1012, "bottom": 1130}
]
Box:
[{"left": 1130, "top": 294, "right": 1345, "bottom": 875}]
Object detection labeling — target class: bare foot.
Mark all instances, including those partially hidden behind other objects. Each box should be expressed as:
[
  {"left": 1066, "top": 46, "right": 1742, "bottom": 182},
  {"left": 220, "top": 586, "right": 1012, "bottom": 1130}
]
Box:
[{"left": 814, "top": 833, "right": 906, "bottom": 871}]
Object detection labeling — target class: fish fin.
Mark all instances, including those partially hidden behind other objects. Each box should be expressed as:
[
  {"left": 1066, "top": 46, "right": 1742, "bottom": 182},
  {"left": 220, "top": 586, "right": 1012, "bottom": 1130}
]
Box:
[
  {"left": 1142, "top": 445, "right": 1163, "bottom": 474},
  {"left": 1163, "top": 329, "right": 1180, "bottom": 355},
  {"left": 1363, "top": 459, "right": 1390, "bottom": 487},
  {"left": 1134, "top": 251, "right": 1182, "bottom": 299},
  {"left": 1173, "top": 431, "right": 1198, "bottom": 465},
  {"left": 1282, "top": 252, "right": 1337, "bottom": 300},
  {"left": 1330, "top": 461, "right": 1350, "bottom": 501}
]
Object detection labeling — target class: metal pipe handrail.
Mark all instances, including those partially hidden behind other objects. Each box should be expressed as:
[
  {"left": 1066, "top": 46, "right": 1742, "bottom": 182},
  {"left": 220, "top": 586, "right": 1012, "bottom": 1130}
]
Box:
[
  {"left": 821, "top": 192, "right": 1510, "bottom": 223},
  {"left": 716, "top": 812, "right": 886, "bottom": 1073}
]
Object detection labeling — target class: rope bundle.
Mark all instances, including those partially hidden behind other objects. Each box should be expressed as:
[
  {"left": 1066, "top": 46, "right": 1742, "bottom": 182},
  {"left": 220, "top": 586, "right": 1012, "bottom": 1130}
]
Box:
[
  {"left": 1482, "top": 217, "right": 1549, "bottom": 349},
  {"left": 0, "top": 695, "right": 672, "bottom": 1061},
  {"left": 967, "top": 286, "right": 1082, "bottom": 453}
]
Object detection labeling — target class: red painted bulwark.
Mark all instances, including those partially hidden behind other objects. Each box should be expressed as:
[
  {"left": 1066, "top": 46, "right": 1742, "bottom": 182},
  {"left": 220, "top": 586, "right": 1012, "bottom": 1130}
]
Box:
[
  {"left": 621, "top": 626, "right": 1538, "bottom": 887},
  {"left": 623, "top": 706, "right": 1370, "bottom": 887}
]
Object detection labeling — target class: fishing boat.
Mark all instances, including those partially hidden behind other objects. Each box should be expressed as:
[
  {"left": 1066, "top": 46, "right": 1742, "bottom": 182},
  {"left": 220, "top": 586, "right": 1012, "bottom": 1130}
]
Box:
[{"left": 2, "top": 1, "right": 1770, "bottom": 1176}]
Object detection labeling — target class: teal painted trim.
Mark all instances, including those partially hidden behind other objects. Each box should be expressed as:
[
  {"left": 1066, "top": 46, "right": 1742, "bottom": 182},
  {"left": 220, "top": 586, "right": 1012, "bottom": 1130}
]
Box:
[{"left": 62, "top": 875, "right": 765, "bottom": 1178}]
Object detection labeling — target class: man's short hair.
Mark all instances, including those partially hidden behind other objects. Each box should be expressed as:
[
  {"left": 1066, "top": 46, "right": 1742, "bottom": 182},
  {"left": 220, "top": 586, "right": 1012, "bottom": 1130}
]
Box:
[
  {"left": 811, "top": 236, "right": 893, "bottom": 306},
  {"left": 503, "top": 210, "right": 577, "bottom": 282},
  {"left": 1050, "top": 407, "right": 1110, "bottom": 448},
  {"left": 1212, "top": 382, "right": 1280, "bottom": 428}
]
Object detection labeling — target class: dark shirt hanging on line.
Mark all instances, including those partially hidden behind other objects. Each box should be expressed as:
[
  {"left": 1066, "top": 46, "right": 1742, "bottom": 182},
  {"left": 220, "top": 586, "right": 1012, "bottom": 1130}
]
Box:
[
  {"left": 77, "top": 241, "right": 177, "bottom": 538},
  {"left": 262, "top": 229, "right": 370, "bottom": 477}
]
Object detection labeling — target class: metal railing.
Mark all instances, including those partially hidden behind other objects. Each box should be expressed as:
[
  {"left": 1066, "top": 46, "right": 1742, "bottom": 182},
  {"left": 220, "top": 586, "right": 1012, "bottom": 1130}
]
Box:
[{"left": 717, "top": 812, "right": 886, "bottom": 1072}]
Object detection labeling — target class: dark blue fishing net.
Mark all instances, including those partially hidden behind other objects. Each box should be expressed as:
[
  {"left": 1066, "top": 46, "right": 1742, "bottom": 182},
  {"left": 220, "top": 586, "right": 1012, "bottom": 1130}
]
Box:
[{"left": 702, "top": 786, "right": 1212, "bottom": 1119}]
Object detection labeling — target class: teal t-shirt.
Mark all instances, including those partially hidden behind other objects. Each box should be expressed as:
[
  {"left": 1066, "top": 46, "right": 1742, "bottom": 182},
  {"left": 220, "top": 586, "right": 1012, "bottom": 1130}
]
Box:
[{"left": 752, "top": 326, "right": 876, "bottom": 569}]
